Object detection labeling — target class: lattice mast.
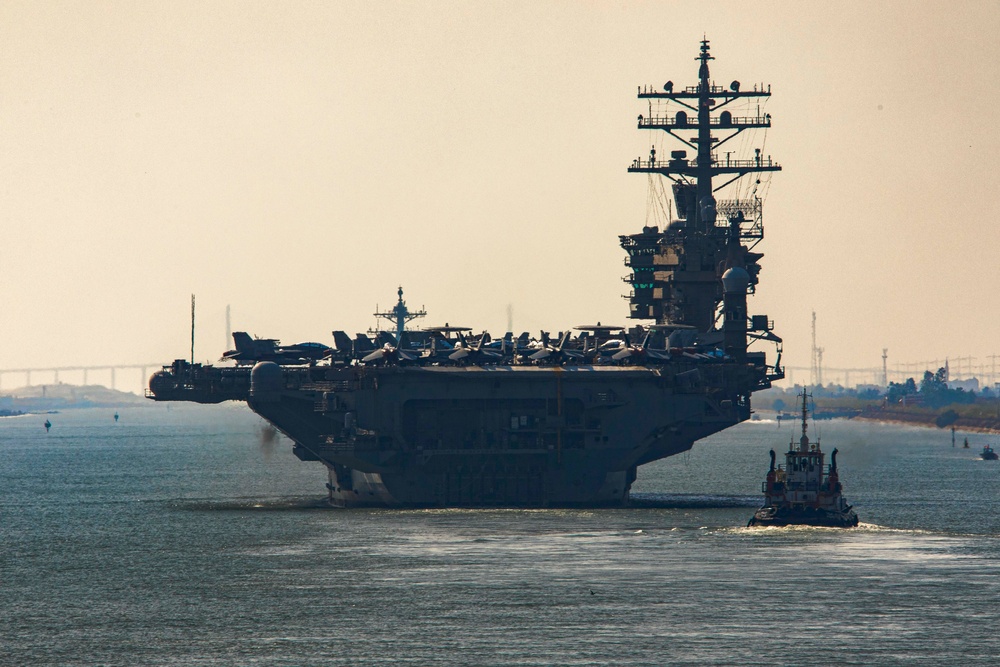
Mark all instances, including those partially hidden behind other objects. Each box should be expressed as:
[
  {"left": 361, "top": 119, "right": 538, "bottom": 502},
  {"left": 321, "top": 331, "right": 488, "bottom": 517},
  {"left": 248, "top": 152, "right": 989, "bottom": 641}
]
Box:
[
  {"left": 622, "top": 39, "right": 781, "bottom": 333},
  {"left": 372, "top": 286, "right": 426, "bottom": 341}
]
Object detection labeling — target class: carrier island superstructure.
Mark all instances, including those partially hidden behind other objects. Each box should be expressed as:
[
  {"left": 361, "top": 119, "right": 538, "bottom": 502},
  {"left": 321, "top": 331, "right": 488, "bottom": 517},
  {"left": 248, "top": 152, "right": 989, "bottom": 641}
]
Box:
[{"left": 148, "top": 40, "right": 784, "bottom": 506}]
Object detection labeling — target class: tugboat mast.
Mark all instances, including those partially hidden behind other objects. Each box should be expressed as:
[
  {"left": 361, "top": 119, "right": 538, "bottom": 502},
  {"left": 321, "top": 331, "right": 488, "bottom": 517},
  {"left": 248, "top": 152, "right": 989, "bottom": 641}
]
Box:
[{"left": 798, "top": 389, "right": 812, "bottom": 453}]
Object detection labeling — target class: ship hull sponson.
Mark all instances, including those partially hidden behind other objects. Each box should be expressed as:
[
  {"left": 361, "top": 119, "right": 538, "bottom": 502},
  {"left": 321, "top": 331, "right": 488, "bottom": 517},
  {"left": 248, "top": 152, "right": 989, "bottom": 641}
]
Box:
[{"left": 247, "top": 364, "right": 752, "bottom": 507}]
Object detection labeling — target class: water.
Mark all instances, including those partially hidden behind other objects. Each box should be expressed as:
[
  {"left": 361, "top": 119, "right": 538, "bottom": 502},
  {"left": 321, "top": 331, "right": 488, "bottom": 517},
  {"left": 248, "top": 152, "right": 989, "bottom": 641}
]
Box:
[{"left": 3, "top": 407, "right": 1000, "bottom": 665}]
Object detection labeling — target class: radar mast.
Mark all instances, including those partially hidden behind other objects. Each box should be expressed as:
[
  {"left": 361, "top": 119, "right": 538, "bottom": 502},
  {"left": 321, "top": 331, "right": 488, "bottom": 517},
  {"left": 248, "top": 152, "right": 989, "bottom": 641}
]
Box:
[
  {"left": 621, "top": 39, "right": 781, "bottom": 336},
  {"left": 373, "top": 287, "right": 427, "bottom": 342}
]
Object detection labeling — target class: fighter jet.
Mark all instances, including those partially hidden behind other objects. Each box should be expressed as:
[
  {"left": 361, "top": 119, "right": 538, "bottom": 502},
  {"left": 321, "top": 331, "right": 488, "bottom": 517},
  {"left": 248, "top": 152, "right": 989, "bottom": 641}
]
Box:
[
  {"left": 361, "top": 331, "right": 421, "bottom": 365},
  {"left": 528, "top": 331, "right": 585, "bottom": 365},
  {"left": 611, "top": 330, "right": 673, "bottom": 364},
  {"left": 222, "top": 332, "right": 330, "bottom": 365},
  {"left": 448, "top": 332, "right": 503, "bottom": 365}
]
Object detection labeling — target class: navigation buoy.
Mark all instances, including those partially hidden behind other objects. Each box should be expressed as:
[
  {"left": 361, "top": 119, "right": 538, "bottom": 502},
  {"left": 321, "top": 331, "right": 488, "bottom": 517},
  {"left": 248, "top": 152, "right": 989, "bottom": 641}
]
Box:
[
  {"left": 114, "top": 412, "right": 119, "bottom": 423},
  {"left": 44, "top": 419, "right": 51, "bottom": 432}
]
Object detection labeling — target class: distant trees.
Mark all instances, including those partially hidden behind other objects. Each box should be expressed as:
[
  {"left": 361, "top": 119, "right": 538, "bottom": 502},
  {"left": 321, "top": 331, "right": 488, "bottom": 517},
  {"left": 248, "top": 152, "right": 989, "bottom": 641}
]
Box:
[
  {"left": 923, "top": 368, "right": 975, "bottom": 407},
  {"left": 887, "top": 377, "right": 918, "bottom": 404},
  {"left": 919, "top": 368, "right": 948, "bottom": 395},
  {"left": 884, "top": 367, "right": 976, "bottom": 408}
]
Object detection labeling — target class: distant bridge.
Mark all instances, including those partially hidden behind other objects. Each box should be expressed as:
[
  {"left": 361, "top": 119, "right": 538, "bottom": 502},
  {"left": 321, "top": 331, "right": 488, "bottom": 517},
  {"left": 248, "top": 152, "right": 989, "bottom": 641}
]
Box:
[
  {"left": 5, "top": 357, "right": 998, "bottom": 396},
  {"left": 0, "top": 363, "right": 166, "bottom": 396}
]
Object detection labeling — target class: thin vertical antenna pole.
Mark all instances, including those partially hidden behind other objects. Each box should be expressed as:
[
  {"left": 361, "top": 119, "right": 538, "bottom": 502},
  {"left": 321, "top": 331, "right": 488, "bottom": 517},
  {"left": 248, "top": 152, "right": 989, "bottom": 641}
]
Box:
[
  {"left": 810, "top": 311, "right": 817, "bottom": 387},
  {"left": 191, "top": 294, "right": 195, "bottom": 366},
  {"left": 225, "top": 304, "right": 231, "bottom": 350}
]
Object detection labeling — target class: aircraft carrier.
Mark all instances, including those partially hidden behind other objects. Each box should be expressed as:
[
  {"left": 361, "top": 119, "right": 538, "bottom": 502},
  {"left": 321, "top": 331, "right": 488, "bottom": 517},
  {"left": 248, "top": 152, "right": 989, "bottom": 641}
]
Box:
[{"left": 147, "top": 40, "right": 784, "bottom": 507}]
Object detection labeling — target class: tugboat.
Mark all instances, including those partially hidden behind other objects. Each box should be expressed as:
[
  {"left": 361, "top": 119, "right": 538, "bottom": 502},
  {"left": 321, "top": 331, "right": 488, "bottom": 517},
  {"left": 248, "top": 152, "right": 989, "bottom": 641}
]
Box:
[
  {"left": 980, "top": 444, "right": 998, "bottom": 461},
  {"left": 748, "top": 390, "right": 859, "bottom": 528}
]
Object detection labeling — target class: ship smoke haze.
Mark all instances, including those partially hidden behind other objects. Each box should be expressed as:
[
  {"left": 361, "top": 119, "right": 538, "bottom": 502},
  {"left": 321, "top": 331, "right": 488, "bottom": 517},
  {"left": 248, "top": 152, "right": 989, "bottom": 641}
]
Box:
[{"left": 256, "top": 421, "right": 281, "bottom": 462}]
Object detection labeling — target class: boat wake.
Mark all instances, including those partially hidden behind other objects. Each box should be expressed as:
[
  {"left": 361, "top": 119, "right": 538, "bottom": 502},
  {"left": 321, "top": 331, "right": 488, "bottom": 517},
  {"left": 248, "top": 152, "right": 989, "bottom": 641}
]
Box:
[
  {"left": 171, "top": 496, "right": 329, "bottom": 512},
  {"left": 629, "top": 492, "right": 760, "bottom": 508}
]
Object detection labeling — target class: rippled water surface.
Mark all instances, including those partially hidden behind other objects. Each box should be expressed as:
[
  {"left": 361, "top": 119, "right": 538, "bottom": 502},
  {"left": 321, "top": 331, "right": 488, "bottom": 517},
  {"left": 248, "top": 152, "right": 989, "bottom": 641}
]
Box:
[{"left": 3, "top": 407, "right": 1000, "bottom": 665}]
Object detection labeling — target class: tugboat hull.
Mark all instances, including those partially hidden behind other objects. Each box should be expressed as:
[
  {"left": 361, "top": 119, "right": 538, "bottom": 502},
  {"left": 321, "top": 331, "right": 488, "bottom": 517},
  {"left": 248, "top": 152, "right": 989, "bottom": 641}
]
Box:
[{"left": 747, "top": 506, "right": 859, "bottom": 528}]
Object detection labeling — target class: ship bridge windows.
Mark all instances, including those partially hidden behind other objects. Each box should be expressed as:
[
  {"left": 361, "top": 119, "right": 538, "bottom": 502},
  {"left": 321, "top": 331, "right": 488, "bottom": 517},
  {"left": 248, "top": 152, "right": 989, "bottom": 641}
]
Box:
[
  {"left": 626, "top": 268, "right": 655, "bottom": 289},
  {"left": 789, "top": 456, "right": 816, "bottom": 472},
  {"left": 624, "top": 246, "right": 658, "bottom": 258}
]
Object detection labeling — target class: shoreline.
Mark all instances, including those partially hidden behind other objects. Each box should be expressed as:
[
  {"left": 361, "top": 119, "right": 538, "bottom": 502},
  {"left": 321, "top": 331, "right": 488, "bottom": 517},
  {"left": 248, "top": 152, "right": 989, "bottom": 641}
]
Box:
[{"left": 853, "top": 410, "right": 1000, "bottom": 436}]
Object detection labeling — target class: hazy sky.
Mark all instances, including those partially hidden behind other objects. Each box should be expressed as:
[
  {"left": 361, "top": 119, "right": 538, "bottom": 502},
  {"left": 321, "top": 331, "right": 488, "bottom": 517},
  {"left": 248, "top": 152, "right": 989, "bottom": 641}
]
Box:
[{"left": 2, "top": 1, "right": 998, "bottom": 386}]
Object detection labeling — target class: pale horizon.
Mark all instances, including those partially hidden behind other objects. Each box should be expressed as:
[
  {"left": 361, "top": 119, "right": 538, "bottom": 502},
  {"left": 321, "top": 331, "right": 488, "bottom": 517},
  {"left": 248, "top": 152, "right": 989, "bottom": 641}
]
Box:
[{"left": 2, "top": 1, "right": 998, "bottom": 392}]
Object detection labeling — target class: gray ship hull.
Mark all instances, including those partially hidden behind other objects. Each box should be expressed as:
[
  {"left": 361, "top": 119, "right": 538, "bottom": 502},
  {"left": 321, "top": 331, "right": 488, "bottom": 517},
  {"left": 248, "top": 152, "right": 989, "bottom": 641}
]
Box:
[
  {"left": 148, "top": 357, "right": 763, "bottom": 506},
  {"left": 240, "top": 364, "right": 752, "bottom": 507}
]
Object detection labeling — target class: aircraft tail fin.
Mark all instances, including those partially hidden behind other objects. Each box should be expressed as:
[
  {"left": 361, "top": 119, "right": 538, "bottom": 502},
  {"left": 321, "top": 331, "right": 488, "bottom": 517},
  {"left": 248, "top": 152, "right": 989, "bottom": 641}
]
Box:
[
  {"left": 354, "top": 334, "right": 376, "bottom": 352},
  {"left": 232, "top": 331, "right": 254, "bottom": 352},
  {"left": 332, "top": 330, "right": 353, "bottom": 352}
]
